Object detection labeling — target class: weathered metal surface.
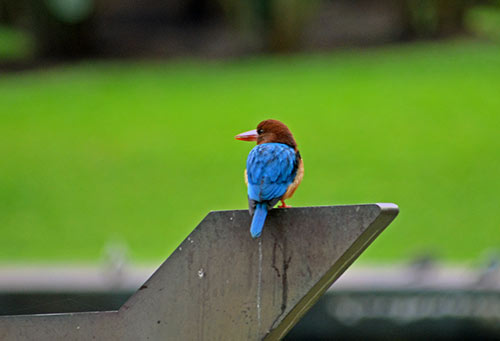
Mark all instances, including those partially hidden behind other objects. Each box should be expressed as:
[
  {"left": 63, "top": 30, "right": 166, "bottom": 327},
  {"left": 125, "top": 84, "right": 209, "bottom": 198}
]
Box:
[{"left": 0, "top": 203, "right": 398, "bottom": 340}]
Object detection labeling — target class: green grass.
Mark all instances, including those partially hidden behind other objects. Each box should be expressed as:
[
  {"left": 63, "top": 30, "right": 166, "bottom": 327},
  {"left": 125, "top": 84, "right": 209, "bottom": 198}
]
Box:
[{"left": 1, "top": 39, "right": 500, "bottom": 264}]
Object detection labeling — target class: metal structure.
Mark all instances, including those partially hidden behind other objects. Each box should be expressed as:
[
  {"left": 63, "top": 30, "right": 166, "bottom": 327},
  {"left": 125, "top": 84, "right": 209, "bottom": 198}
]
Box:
[{"left": 0, "top": 203, "right": 398, "bottom": 340}]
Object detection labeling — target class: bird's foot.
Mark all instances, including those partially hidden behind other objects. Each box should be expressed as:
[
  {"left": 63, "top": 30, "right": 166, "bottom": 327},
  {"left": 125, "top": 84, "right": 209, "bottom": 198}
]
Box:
[{"left": 278, "top": 201, "right": 292, "bottom": 208}]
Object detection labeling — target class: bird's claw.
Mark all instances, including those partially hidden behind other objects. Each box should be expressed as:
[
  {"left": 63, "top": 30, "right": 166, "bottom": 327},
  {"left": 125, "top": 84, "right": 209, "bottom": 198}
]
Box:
[{"left": 278, "top": 202, "right": 292, "bottom": 208}]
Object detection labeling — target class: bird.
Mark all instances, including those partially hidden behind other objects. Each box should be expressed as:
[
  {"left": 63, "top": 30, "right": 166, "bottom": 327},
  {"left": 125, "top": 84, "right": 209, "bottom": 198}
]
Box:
[{"left": 235, "top": 119, "right": 304, "bottom": 238}]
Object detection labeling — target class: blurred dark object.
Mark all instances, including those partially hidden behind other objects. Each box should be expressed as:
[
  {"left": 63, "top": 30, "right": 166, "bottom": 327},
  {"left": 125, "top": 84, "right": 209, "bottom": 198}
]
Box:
[
  {"left": 0, "top": 0, "right": 499, "bottom": 61},
  {"left": 0, "top": 0, "right": 96, "bottom": 59},
  {"left": 402, "top": 0, "right": 469, "bottom": 39},
  {"left": 286, "top": 290, "right": 500, "bottom": 340},
  {"left": 0, "top": 292, "right": 128, "bottom": 316},
  {"left": 288, "top": 258, "right": 500, "bottom": 340},
  {"left": 30, "top": 0, "right": 96, "bottom": 58}
]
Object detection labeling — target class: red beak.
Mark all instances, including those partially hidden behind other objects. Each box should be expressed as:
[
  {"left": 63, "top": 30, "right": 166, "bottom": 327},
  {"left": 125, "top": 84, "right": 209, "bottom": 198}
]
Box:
[{"left": 235, "top": 129, "right": 258, "bottom": 141}]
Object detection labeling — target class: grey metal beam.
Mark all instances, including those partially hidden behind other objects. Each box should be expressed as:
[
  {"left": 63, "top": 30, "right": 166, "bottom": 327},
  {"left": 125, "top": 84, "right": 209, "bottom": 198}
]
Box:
[{"left": 0, "top": 203, "right": 398, "bottom": 340}]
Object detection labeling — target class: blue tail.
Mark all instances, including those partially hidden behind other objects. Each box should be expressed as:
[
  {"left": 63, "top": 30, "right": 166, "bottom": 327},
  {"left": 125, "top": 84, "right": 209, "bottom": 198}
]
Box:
[{"left": 250, "top": 203, "right": 268, "bottom": 238}]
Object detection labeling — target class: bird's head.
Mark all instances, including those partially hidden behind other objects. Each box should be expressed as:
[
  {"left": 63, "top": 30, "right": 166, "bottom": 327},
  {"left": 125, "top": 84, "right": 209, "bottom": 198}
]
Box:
[{"left": 235, "top": 119, "right": 297, "bottom": 149}]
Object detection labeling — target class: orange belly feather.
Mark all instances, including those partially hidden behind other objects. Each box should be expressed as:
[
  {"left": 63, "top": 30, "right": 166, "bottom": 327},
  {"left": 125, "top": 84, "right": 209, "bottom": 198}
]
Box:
[{"left": 282, "top": 158, "right": 304, "bottom": 200}]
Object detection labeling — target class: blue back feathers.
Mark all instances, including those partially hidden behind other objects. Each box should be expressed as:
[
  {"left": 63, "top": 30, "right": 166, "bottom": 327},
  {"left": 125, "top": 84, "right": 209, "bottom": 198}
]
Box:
[
  {"left": 247, "top": 143, "right": 297, "bottom": 202},
  {"left": 246, "top": 143, "right": 298, "bottom": 238}
]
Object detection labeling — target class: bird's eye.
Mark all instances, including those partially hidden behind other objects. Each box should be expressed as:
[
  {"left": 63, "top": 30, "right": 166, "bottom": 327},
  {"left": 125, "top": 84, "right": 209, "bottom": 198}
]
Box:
[{"left": 257, "top": 129, "right": 264, "bottom": 134}]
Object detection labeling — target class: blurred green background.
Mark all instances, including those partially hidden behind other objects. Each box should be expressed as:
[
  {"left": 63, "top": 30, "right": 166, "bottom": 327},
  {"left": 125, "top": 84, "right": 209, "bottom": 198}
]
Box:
[{"left": 1, "top": 0, "right": 500, "bottom": 264}]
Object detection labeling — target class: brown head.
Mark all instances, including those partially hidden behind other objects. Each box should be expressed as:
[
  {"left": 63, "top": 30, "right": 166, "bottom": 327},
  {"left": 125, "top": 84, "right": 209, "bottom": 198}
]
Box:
[{"left": 235, "top": 119, "right": 297, "bottom": 149}]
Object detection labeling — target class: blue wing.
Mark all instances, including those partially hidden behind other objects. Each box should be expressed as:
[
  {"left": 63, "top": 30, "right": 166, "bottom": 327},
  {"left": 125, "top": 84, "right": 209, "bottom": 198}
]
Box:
[{"left": 246, "top": 143, "right": 297, "bottom": 203}]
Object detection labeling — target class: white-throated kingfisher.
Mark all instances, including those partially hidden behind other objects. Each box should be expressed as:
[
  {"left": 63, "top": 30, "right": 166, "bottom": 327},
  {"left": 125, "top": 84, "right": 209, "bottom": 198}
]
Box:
[{"left": 235, "top": 119, "right": 304, "bottom": 238}]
